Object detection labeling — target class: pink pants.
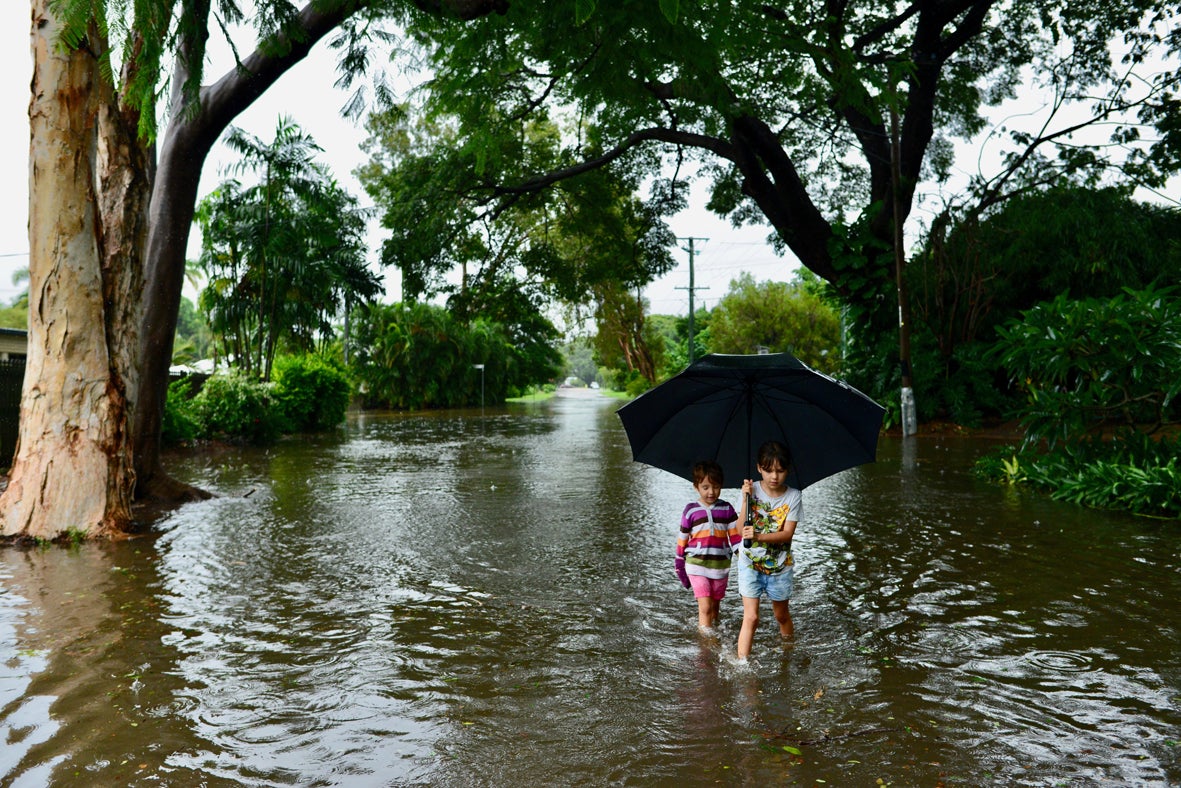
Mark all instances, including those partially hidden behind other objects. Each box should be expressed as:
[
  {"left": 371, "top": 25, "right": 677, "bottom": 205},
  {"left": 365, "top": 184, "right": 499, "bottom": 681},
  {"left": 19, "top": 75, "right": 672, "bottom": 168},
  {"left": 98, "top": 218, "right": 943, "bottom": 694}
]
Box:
[{"left": 689, "top": 574, "right": 728, "bottom": 600}]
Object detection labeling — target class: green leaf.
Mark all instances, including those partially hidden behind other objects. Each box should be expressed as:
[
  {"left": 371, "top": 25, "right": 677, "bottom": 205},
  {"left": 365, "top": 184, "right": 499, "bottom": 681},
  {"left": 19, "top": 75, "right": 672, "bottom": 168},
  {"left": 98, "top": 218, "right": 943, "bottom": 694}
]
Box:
[
  {"left": 574, "top": 0, "right": 596, "bottom": 25},
  {"left": 658, "top": 0, "right": 679, "bottom": 24}
]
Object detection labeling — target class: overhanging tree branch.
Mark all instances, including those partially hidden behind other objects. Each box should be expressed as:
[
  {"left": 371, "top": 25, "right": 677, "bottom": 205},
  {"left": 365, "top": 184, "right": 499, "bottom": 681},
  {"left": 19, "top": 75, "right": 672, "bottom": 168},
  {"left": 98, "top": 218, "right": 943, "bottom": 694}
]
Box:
[{"left": 494, "top": 127, "right": 738, "bottom": 195}]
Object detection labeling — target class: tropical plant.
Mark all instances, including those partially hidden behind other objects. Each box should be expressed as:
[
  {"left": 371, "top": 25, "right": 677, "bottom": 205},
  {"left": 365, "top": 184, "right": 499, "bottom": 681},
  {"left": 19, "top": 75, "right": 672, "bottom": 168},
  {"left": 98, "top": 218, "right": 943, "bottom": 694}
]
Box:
[
  {"left": 977, "top": 434, "right": 1181, "bottom": 518},
  {"left": 975, "top": 285, "right": 1181, "bottom": 517},
  {"left": 994, "top": 285, "right": 1181, "bottom": 447},
  {"left": 196, "top": 118, "right": 381, "bottom": 381}
]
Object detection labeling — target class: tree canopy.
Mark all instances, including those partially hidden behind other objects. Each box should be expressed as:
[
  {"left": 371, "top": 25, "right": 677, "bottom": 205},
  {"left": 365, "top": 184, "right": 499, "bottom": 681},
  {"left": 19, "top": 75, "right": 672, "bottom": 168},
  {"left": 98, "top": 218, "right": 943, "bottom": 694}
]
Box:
[
  {"left": 400, "top": 0, "right": 1181, "bottom": 334},
  {"left": 357, "top": 100, "right": 678, "bottom": 382},
  {"left": 708, "top": 272, "right": 842, "bottom": 374}
]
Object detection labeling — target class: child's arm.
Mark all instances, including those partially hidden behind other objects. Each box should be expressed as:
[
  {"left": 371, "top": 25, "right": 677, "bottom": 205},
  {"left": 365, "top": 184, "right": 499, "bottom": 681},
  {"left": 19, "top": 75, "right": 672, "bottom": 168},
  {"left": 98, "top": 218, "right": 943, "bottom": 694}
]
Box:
[
  {"left": 738, "top": 480, "right": 754, "bottom": 545},
  {"left": 674, "top": 512, "right": 692, "bottom": 588}
]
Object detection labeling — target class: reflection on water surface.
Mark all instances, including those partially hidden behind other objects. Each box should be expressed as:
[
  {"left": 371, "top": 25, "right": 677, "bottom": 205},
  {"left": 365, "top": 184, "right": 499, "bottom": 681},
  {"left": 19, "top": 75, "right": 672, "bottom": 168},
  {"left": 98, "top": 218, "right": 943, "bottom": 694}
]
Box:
[{"left": 2, "top": 392, "right": 1179, "bottom": 785}]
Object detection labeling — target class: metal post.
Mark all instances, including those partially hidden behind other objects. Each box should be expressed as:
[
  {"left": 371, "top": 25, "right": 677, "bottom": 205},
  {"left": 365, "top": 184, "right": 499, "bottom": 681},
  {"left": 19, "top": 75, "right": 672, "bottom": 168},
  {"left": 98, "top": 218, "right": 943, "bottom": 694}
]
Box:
[
  {"left": 687, "top": 238, "right": 696, "bottom": 364},
  {"left": 473, "top": 364, "right": 485, "bottom": 415},
  {"left": 890, "top": 105, "right": 918, "bottom": 437}
]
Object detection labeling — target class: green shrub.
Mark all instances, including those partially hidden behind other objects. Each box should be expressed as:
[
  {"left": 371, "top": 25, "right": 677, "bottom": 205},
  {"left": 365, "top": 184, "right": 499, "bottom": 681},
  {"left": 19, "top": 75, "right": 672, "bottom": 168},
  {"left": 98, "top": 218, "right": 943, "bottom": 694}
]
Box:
[
  {"left": 977, "top": 433, "right": 1181, "bottom": 518},
  {"left": 161, "top": 377, "right": 202, "bottom": 446},
  {"left": 994, "top": 284, "right": 1181, "bottom": 447},
  {"left": 194, "top": 372, "right": 282, "bottom": 444},
  {"left": 625, "top": 372, "right": 652, "bottom": 398},
  {"left": 978, "top": 286, "right": 1181, "bottom": 517},
  {"left": 272, "top": 355, "right": 352, "bottom": 432}
]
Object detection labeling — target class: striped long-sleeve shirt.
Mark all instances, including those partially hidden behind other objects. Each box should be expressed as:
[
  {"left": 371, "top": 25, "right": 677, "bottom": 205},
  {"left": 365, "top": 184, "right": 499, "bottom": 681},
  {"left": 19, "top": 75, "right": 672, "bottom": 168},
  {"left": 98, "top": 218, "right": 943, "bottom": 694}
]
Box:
[{"left": 675, "top": 500, "right": 741, "bottom": 585}]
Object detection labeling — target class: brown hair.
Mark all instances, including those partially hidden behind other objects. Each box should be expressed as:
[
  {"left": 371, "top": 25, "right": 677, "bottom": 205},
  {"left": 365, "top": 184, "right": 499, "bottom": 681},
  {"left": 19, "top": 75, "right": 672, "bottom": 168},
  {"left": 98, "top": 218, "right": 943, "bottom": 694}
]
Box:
[
  {"left": 757, "top": 440, "right": 792, "bottom": 471},
  {"left": 691, "top": 460, "right": 724, "bottom": 488}
]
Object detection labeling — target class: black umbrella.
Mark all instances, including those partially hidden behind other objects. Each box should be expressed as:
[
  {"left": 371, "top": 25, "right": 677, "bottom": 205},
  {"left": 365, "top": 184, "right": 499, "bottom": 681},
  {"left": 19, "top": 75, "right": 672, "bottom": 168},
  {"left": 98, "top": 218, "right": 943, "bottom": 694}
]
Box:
[{"left": 616, "top": 353, "right": 885, "bottom": 489}]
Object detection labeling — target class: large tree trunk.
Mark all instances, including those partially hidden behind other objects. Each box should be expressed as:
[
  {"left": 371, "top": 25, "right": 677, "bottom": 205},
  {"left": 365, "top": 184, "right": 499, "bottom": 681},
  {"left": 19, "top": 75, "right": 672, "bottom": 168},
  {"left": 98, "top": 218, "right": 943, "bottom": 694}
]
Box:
[
  {"left": 1, "top": 4, "right": 135, "bottom": 538},
  {"left": 131, "top": 0, "right": 365, "bottom": 501}
]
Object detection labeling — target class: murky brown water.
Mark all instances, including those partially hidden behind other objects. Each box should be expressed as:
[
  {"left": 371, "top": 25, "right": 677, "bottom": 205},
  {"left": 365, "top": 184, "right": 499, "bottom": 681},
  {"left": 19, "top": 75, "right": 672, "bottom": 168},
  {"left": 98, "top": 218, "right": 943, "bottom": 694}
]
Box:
[{"left": 2, "top": 391, "right": 1179, "bottom": 786}]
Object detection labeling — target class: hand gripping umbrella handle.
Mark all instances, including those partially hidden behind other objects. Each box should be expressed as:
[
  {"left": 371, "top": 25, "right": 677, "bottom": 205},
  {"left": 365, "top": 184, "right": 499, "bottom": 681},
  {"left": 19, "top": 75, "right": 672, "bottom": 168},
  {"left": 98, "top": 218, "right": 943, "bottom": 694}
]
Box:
[{"left": 743, "top": 490, "right": 753, "bottom": 548}]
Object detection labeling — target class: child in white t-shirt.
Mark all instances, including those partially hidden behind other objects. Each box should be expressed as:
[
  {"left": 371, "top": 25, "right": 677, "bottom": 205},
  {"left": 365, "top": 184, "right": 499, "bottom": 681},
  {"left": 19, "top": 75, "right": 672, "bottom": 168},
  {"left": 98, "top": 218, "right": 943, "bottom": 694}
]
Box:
[{"left": 736, "top": 441, "right": 801, "bottom": 659}]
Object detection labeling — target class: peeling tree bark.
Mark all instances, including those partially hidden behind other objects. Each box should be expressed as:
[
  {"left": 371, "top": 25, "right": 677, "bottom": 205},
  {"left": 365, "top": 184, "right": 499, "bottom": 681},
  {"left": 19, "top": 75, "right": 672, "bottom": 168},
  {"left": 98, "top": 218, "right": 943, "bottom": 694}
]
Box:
[
  {"left": 1, "top": 3, "right": 135, "bottom": 539},
  {"left": 5, "top": 0, "right": 508, "bottom": 536}
]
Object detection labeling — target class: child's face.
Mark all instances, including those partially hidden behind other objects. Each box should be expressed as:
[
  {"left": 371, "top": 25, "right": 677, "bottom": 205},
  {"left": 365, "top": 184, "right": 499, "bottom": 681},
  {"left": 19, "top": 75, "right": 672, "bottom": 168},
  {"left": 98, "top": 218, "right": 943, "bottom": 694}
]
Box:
[
  {"left": 757, "top": 460, "right": 789, "bottom": 492},
  {"left": 695, "top": 477, "right": 722, "bottom": 506}
]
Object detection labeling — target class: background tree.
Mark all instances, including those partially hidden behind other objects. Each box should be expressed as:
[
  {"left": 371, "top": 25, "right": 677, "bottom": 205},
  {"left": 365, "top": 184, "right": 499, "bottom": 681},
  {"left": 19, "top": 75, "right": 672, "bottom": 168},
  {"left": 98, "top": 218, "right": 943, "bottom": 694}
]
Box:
[
  {"left": 590, "top": 284, "right": 664, "bottom": 390},
  {"left": 649, "top": 309, "right": 710, "bottom": 378},
  {"left": 708, "top": 273, "right": 842, "bottom": 374},
  {"left": 357, "top": 101, "right": 676, "bottom": 383},
  {"left": 348, "top": 301, "right": 553, "bottom": 409},
  {"left": 403, "top": 0, "right": 1181, "bottom": 396},
  {"left": 903, "top": 185, "right": 1181, "bottom": 425},
  {"left": 0, "top": 268, "right": 28, "bottom": 330},
  {"left": 172, "top": 296, "right": 212, "bottom": 367},
  {"left": 561, "top": 337, "right": 600, "bottom": 385},
  {"left": 196, "top": 119, "right": 381, "bottom": 381}
]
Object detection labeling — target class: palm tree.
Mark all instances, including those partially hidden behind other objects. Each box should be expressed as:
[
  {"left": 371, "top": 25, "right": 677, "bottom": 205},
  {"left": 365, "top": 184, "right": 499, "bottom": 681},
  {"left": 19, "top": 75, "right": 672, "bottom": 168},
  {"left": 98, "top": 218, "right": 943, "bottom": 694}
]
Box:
[{"left": 198, "top": 118, "right": 381, "bottom": 379}]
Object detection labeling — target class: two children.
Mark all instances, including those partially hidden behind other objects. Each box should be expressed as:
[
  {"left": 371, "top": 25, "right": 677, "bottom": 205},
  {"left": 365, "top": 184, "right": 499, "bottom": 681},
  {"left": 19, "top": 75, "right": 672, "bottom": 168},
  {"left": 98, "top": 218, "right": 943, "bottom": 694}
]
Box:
[{"left": 675, "top": 441, "right": 800, "bottom": 659}]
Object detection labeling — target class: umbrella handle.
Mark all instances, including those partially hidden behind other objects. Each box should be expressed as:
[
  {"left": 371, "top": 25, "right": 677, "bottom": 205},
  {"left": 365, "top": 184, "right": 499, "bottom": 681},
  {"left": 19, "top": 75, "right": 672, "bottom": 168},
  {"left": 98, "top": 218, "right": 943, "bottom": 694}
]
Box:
[{"left": 742, "top": 490, "right": 753, "bottom": 549}]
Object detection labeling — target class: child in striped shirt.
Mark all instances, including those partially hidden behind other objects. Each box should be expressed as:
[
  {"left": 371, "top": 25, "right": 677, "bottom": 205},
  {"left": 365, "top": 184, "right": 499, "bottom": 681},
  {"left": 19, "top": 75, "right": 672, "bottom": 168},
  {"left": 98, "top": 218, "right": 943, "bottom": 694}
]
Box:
[{"left": 675, "top": 460, "right": 742, "bottom": 631}]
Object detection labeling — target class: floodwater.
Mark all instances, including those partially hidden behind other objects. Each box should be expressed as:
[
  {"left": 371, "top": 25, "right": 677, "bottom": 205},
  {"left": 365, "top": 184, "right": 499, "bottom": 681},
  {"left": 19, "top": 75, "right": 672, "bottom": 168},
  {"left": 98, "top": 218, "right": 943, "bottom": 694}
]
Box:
[{"left": 1, "top": 390, "right": 1179, "bottom": 786}]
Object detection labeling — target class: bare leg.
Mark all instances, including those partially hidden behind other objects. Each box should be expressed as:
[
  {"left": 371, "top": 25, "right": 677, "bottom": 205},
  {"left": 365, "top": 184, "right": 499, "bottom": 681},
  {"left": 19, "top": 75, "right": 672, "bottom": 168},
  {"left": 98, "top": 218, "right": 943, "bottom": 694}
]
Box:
[
  {"left": 771, "top": 599, "right": 793, "bottom": 639},
  {"left": 696, "top": 597, "right": 715, "bottom": 631},
  {"left": 737, "top": 596, "right": 761, "bottom": 659}
]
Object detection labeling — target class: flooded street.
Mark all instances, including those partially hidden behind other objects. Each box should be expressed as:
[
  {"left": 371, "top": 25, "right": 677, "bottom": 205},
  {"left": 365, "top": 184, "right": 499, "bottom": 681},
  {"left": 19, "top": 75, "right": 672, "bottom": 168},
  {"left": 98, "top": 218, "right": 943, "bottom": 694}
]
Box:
[{"left": 2, "top": 390, "right": 1179, "bottom": 786}]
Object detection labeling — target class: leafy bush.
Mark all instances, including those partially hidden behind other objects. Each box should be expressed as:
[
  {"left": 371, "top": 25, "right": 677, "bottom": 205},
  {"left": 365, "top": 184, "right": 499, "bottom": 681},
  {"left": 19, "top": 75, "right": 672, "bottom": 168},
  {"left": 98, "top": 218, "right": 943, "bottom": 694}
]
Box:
[
  {"left": 977, "top": 433, "right": 1181, "bottom": 518},
  {"left": 272, "top": 355, "right": 352, "bottom": 432},
  {"left": 976, "top": 285, "right": 1181, "bottom": 517},
  {"left": 194, "top": 372, "right": 283, "bottom": 444},
  {"left": 994, "top": 284, "right": 1181, "bottom": 447},
  {"left": 161, "top": 377, "right": 202, "bottom": 446}
]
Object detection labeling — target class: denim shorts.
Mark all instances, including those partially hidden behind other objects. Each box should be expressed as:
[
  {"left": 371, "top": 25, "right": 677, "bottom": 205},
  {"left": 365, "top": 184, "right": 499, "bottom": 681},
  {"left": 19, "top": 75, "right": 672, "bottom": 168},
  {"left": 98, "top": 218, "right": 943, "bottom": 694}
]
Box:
[{"left": 738, "top": 566, "right": 793, "bottom": 601}]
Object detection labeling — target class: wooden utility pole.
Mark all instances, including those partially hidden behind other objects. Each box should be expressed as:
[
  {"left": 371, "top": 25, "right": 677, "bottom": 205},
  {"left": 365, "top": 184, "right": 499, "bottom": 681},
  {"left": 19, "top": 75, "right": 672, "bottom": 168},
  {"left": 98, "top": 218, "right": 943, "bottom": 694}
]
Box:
[{"left": 676, "top": 237, "right": 709, "bottom": 364}]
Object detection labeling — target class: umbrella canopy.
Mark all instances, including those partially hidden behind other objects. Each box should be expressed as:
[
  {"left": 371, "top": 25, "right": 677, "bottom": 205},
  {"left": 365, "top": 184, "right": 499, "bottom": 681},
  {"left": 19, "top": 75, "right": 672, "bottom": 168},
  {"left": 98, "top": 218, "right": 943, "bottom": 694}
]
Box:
[{"left": 617, "top": 353, "right": 886, "bottom": 489}]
